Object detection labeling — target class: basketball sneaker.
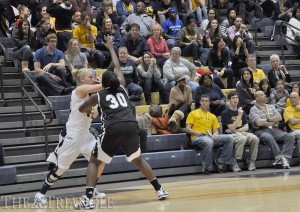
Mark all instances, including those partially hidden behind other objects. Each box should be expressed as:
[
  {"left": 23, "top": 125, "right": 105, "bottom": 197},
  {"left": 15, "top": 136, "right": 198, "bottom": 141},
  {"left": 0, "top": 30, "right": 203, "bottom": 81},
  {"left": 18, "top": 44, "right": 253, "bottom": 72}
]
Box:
[
  {"left": 34, "top": 192, "right": 47, "bottom": 207},
  {"left": 156, "top": 187, "right": 169, "bottom": 200},
  {"left": 93, "top": 188, "right": 106, "bottom": 199},
  {"left": 272, "top": 158, "right": 283, "bottom": 168},
  {"left": 281, "top": 157, "right": 290, "bottom": 169},
  {"left": 74, "top": 196, "right": 95, "bottom": 210}
]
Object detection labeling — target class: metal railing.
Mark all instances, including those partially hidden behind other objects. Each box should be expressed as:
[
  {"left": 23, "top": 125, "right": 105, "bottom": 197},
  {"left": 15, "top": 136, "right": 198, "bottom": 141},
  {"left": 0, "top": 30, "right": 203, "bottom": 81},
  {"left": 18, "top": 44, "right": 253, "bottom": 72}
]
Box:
[
  {"left": 278, "top": 21, "right": 300, "bottom": 65},
  {"left": 244, "top": 0, "right": 264, "bottom": 46},
  {"left": 21, "top": 71, "right": 54, "bottom": 158}
]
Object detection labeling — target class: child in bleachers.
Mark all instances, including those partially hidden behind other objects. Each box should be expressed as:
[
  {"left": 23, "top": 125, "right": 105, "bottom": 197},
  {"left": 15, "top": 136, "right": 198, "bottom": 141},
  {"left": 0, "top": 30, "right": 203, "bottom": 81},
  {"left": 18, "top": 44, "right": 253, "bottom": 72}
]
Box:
[{"left": 270, "top": 79, "right": 289, "bottom": 114}]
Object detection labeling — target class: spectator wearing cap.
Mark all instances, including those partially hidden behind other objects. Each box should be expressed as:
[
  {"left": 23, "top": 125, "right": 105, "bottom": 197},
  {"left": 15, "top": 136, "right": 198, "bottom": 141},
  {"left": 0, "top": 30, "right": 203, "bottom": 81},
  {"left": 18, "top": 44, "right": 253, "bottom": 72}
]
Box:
[
  {"left": 162, "top": 7, "right": 183, "bottom": 50},
  {"left": 157, "top": 0, "right": 176, "bottom": 24},
  {"left": 163, "top": 47, "right": 199, "bottom": 98},
  {"left": 168, "top": 73, "right": 193, "bottom": 128}
]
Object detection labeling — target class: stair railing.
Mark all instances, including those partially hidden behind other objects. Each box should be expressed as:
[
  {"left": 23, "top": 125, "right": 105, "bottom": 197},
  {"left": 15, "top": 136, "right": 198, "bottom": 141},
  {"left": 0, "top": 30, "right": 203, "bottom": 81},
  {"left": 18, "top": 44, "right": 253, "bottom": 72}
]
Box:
[
  {"left": 21, "top": 71, "right": 54, "bottom": 158},
  {"left": 242, "top": 0, "right": 263, "bottom": 46},
  {"left": 278, "top": 21, "right": 300, "bottom": 65},
  {"left": 0, "top": 41, "right": 6, "bottom": 103}
]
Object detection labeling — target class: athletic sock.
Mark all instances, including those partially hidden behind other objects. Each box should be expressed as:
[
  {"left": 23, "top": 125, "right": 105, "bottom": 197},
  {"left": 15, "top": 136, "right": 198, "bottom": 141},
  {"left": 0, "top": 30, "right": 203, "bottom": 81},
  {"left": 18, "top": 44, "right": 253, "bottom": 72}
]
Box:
[
  {"left": 150, "top": 178, "right": 161, "bottom": 191},
  {"left": 86, "top": 187, "right": 95, "bottom": 199},
  {"left": 40, "top": 182, "right": 51, "bottom": 195}
]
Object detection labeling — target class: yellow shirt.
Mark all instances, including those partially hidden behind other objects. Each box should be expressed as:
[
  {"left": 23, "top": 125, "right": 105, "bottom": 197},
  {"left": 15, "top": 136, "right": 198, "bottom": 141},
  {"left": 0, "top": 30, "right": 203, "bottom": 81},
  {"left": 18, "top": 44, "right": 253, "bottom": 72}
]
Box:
[
  {"left": 186, "top": 109, "right": 219, "bottom": 140},
  {"left": 73, "top": 24, "right": 97, "bottom": 48},
  {"left": 126, "top": 4, "right": 133, "bottom": 13},
  {"left": 252, "top": 68, "right": 266, "bottom": 83},
  {"left": 284, "top": 105, "right": 300, "bottom": 129},
  {"left": 191, "top": 0, "right": 205, "bottom": 10},
  {"left": 285, "top": 98, "right": 300, "bottom": 108}
]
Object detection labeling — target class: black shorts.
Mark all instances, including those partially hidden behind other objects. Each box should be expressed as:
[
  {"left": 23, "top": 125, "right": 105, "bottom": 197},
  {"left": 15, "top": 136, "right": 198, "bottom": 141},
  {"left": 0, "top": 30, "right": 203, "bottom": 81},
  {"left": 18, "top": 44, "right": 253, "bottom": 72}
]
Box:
[{"left": 92, "top": 122, "right": 141, "bottom": 163}]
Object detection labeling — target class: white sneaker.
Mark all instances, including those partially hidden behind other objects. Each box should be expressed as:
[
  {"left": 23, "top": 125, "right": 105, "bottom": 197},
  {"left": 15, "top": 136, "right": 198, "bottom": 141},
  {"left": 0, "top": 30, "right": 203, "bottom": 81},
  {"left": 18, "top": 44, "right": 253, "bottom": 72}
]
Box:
[
  {"left": 34, "top": 192, "right": 47, "bottom": 207},
  {"left": 232, "top": 159, "right": 241, "bottom": 172},
  {"left": 93, "top": 188, "right": 106, "bottom": 199},
  {"left": 281, "top": 157, "right": 290, "bottom": 169},
  {"left": 156, "top": 187, "right": 169, "bottom": 200},
  {"left": 74, "top": 196, "right": 95, "bottom": 210},
  {"left": 247, "top": 159, "right": 256, "bottom": 171}
]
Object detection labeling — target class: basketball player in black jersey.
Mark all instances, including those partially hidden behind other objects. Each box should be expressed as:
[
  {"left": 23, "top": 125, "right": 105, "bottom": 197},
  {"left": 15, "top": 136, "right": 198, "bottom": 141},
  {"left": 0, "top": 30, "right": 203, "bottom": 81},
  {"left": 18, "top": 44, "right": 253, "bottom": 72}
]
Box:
[{"left": 74, "top": 36, "right": 169, "bottom": 209}]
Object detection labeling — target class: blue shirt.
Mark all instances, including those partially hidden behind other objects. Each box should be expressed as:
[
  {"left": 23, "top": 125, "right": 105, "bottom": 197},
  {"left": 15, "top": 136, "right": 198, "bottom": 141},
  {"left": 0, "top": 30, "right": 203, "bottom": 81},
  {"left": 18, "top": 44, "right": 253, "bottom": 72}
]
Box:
[
  {"left": 33, "top": 47, "right": 64, "bottom": 69},
  {"left": 194, "top": 84, "right": 227, "bottom": 108},
  {"left": 162, "top": 18, "right": 182, "bottom": 37}
]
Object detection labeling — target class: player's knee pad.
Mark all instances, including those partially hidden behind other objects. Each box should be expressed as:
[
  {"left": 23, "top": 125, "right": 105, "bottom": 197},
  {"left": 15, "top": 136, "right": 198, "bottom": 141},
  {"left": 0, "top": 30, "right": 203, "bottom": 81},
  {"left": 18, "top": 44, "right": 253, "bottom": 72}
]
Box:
[{"left": 46, "top": 165, "right": 65, "bottom": 186}]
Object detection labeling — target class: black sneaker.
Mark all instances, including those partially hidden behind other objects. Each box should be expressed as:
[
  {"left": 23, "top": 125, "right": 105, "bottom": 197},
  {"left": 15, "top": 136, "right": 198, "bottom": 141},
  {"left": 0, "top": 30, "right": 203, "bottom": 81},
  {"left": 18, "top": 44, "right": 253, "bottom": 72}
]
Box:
[
  {"left": 194, "top": 59, "right": 203, "bottom": 67},
  {"left": 203, "top": 168, "right": 210, "bottom": 175},
  {"left": 215, "top": 159, "right": 226, "bottom": 173}
]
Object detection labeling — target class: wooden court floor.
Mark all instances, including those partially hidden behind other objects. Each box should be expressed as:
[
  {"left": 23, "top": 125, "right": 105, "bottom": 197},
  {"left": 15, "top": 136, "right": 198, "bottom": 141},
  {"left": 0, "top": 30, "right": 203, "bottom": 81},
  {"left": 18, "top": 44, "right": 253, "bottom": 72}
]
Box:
[{"left": 2, "top": 169, "right": 300, "bottom": 211}]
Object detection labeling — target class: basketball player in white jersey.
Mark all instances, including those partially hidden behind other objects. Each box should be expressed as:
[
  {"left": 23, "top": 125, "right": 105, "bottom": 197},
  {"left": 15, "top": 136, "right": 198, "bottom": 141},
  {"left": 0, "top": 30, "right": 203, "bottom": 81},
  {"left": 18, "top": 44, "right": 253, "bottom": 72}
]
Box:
[{"left": 34, "top": 66, "right": 106, "bottom": 205}]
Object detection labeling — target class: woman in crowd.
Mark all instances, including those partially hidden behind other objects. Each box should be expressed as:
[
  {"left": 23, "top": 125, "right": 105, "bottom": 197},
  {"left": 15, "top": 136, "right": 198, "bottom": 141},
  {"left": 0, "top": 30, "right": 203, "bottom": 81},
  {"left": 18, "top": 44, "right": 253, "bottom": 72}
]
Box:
[
  {"left": 96, "top": 0, "right": 119, "bottom": 31},
  {"left": 207, "top": 37, "right": 234, "bottom": 88},
  {"left": 270, "top": 79, "right": 289, "bottom": 114},
  {"left": 137, "top": 52, "right": 168, "bottom": 105},
  {"left": 268, "top": 54, "right": 291, "bottom": 88},
  {"left": 163, "top": 47, "right": 199, "bottom": 96},
  {"left": 236, "top": 68, "right": 256, "bottom": 114},
  {"left": 95, "top": 17, "right": 121, "bottom": 66},
  {"left": 65, "top": 38, "right": 94, "bottom": 85},
  {"left": 70, "top": 0, "right": 93, "bottom": 14},
  {"left": 203, "top": 18, "right": 221, "bottom": 48},
  {"left": 168, "top": 74, "right": 193, "bottom": 128},
  {"left": 258, "top": 78, "right": 272, "bottom": 104},
  {"left": 34, "top": 18, "right": 56, "bottom": 50},
  {"left": 12, "top": 19, "right": 34, "bottom": 72},
  {"left": 195, "top": 74, "right": 227, "bottom": 116},
  {"left": 147, "top": 23, "right": 170, "bottom": 69},
  {"left": 230, "top": 35, "right": 249, "bottom": 79}
]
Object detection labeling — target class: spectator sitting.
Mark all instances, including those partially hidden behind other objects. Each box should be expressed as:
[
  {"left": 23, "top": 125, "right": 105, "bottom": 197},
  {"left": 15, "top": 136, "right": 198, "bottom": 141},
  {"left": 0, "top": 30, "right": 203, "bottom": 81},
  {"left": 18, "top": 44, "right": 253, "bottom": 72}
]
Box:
[
  {"left": 236, "top": 69, "right": 256, "bottom": 114},
  {"left": 107, "top": 47, "right": 143, "bottom": 101},
  {"left": 95, "top": 17, "right": 121, "bottom": 67},
  {"left": 161, "top": 7, "right": 183, "bottom": 50},
  {"left": 191, "top": 0, "right": 208, "bottom": 26},
  {"left": 70, "top": 0, "right": 93, "bottom": 14},
  {"left": 65, "top": 38, "right": 94, "bottom": 85},
  {"left": 284, "top": 91, "right": 300, "bottom": 159},
  {"left": 220, "top": 7, "right": 237, "bottom": 42},
  {"left": 137, "top": 52, "right": 168, "bottom": 105},
  {"left": 120, "top": 1, "right": 154, "bottom": 38},
  {"left": 95, "top": 0, "right": 119, "bottom": 31},
  {"left": 245, "top": 54, "right": 266, "bottom": 87},
  {"left": 286, "top": 82, "right": 300, "bottom": 107},
  {"left": 286, "top": 8, "right": 300, "bottom": 57},
  {"left": 163, "top": 47, "right": 199, "bottom": 97},
  {"left": 37, "top": 5, "right": 56, "bottom": 30},
  {"left": 268, "top": 54, "right": 292, "bottom": 88},
  {"left": 227, "top": 16, "right": 255, "bottom": 53},
  {"left": 34, "top": 33, "right": 73, "bottom": 96},
  {"left": 13, "top": 5, "right": 31, "bottom": 28},
  {"left": 143, "top": 0, "right": 158, "bottom": 21},
  {"left": 258, "top": 78, "right": 272, "bottom": 104},
  {"left": 175, "top": 0, "right": 195, "bottom": 26},
  {"left": 120, "top": 23, "right": 149, "bottom": 64},
  {"left": 47, "top": 0, "right": 75, "bottom": 52},
  {"left": 221, "top": 91, "right": 259, "bottom": 172},
  {"left": 185, "top": 94, "right": 234, "bottom": 174},
  {"left": 249, "top": 90, "right": 295, "bottom": 169},
  {"left": 177, "top": 18, "right": 207, "bottom": 66},
  {"left": 116, "top": 0, "right": 136, "bottom": 25},
  {"left": 203, "top": 18, "right": 221, "bottom": 49},
  {"left": 200, "top": 8, "right": 218, "bottom": 35},
  {"left": 147, "top": 23, "right": 170, "bottom": 69},
  {"left": 270, "top": 79, "right": 289, "bottom": 114},
  {"left": 157, "top": 0, "right": 175, "bottom": 24},
  {"left": 73, "top": 11, "right": 106, "bottom": 68},
  {"left": 230, "top": 35, "right": 249, "bottom": 79},
  {"left": 12, "top": 19, "right": 35, "bottom": 72},
  {"left": 71, "top": 11, "right": 81, "bottom": 30},
  {"left": 34, "top": 18, "right": 56, "bottom": 50},
  {"left": 207, "top": 37, "right": 234, "bottom": 88},
  {"left": 195, "top": 74, "right": 227, "bottom": 116},
  {"left": 168, "top": 74, "right": 193, "bottom": 128}
]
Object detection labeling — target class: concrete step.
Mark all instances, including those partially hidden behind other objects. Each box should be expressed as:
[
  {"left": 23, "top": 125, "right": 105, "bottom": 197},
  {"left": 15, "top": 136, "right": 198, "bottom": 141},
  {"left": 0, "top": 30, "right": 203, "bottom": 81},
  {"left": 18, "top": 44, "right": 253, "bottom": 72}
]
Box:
[
  {"left": 0, "top": 111, "right": 54, "bottom": 122},
  {"left": 0, "top": 97, "right": 44, "bottom": 107},
  {"left": 1, "top": 72, "right": 22, "bottom": 80},
  {"left": 0, "top": 84, "right": 34, "bottom": 93},
  {"left": 0, "top": 91, "right": 39, "bottom": 99},
  {"left": 0, "top": 66, "right": 19, "bottom": 73},
  {"left": 0, "top": 105, "right": 50, "bottom": 114},
  {"left": 4, "top": 143, "right": 57, "bottom": 157},
  {"left": 256, "top": 50, "right": 291, "bottom": 56},
  {"left": 0, "top": 79, "right": 30, "bottom": 86},
  {"left": 0, "top": 126, "right": 63, "bottom": 139},
  {"left": 0, "top": 135, "right": 59, "bottom": 147},
  {"left": 0, "top": 119, "right": 61, "bottom": 130}
]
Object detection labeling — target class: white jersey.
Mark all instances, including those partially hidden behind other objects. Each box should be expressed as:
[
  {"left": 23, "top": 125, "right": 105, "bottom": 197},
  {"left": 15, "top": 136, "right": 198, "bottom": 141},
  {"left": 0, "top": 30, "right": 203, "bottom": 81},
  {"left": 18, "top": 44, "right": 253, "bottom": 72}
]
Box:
[{"left": 65, "top": 90, "right": 92, "bottom": 132}]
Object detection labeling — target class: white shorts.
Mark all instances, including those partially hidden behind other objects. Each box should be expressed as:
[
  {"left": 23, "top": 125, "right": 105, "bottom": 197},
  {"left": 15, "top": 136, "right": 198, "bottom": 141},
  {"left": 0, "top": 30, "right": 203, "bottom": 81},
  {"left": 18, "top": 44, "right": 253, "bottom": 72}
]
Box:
[{"left": 47, "top": 130, "right": 97, "bottom": 170}]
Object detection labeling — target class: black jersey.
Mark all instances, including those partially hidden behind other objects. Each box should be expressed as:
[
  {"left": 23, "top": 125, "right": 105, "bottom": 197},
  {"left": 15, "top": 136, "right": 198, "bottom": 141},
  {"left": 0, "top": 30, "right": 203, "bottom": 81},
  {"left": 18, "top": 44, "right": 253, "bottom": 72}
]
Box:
[{"left": 97, "top": 85, "right": 136, "bottom": 127}]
